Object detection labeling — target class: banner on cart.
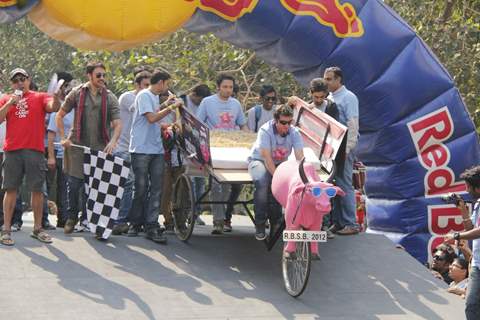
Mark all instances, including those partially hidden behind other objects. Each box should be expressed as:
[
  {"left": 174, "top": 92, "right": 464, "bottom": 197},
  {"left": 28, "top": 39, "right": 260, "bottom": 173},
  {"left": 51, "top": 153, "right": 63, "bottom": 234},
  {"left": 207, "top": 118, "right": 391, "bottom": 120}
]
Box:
[{"left": 179, "top": 106, "right": 212, "bottom": 167}]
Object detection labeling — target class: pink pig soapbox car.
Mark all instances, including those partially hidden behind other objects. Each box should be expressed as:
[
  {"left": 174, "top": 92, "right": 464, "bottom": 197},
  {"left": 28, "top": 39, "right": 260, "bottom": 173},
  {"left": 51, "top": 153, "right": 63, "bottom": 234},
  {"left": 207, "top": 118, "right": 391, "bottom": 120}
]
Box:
[{"left": 272, "top": 158, "right": 345, "bottom": 260}]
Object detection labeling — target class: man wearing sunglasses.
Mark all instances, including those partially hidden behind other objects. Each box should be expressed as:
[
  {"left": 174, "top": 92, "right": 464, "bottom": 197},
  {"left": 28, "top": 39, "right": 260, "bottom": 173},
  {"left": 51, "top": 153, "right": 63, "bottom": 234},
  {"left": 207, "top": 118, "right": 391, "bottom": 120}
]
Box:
[
  {"left": 55, "top": 62, "right": 121, "bottom": 237},
  {"left": 444, "top": 165, "right": 480, "bottom": 319},
  {"left": 248, "top": 104, "right": 304, "bottom": 240},
  {"left": 0, "top": 68, "right": 62, "bottom": 246},
  {"left": 247, "top": 85, "right": 277, "bottom": 133}
]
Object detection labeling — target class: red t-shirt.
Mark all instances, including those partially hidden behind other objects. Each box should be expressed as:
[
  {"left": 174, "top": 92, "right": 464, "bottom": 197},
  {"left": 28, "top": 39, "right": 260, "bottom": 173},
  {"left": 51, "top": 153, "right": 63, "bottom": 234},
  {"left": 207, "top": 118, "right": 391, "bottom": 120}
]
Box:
[{"left": 0, "top": 91, "right": 51, "bottom": 152}]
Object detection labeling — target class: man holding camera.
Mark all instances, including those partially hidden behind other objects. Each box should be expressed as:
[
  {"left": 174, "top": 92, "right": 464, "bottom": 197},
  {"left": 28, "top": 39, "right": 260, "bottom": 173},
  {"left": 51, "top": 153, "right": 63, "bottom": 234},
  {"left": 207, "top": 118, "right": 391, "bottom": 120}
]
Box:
[
  {"left": 0, "top": 68, "right": 62, "bottom": 245},
  {"left": 445, "top": 165, "right": 480, "bottom": 320}
]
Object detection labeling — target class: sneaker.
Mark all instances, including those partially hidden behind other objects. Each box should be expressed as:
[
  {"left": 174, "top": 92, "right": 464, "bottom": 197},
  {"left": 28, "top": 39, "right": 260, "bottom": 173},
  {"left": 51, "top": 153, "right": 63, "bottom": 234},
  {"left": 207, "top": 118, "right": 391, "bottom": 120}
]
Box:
[
  {"left": 223, "top": 220, "right": 232, "bottom": 232},
  {"left": 127, "top": 224, "right": 142, "bottom": 237},
  {"left": 42, "top": 221, "right": 56, "bottom": 231},
  {"left": 322, "top": 226, "right": 335, "bottom": 239},
  {"left": 145, "top": 228, "right": 167, "bottom": 244},
  {"left": 63, "top": 218, "right": 77, "bottom": 234},
  {"left": 211, "top": 220, "right": 224, "bottom": 235},
  {"left": 74, "top": 220, "right": 89, "bottom": 233},
  {"left": 255, "top": 224, "right": 267, "bottom": 241},
  {"left": 328, "top": 224, "right": 341, "bottom": 234},
  {"left": 112, "top": 223, "right": 129, "bottom": 235},
  {"left": 11, "top": 223, "right": 22, "bottom": 232},
  {"left": 336, "top": 225, "right": 359, "bottom": 236},
  {"left": 195, "top": 216, "right": 206, "bottom": 226}
]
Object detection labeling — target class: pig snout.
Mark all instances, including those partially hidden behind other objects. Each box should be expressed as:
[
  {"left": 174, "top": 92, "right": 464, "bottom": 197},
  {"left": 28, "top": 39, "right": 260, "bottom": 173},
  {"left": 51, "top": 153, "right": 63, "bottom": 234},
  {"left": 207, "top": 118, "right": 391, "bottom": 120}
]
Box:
[{"left": 314, "top": 197, "right": 332, "bottom": 212}]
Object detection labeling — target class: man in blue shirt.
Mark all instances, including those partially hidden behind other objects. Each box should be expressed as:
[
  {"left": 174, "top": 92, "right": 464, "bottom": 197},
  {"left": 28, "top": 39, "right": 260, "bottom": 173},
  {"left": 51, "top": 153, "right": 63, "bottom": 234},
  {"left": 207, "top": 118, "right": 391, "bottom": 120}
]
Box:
[
  {"left": 196, "top": 74, "right": 248, "bottom": 234},
  {"left": 128, "top": 70, "right": 182, "bottom": 244},
  {"left": 324, "top": 66, "right": 360, "bottom": 235},
  {"left": 445, "top": 166, "right": 480, "bottom": 320},
  {"left": 249, "top": 105, "right": 304, "bottom": 240}
]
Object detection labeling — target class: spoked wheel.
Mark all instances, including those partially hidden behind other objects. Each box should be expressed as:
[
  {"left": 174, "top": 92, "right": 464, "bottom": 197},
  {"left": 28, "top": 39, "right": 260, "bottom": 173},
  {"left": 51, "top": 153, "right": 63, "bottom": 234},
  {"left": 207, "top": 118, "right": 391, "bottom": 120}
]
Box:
[
  {"left": 282, "top": 241, "right": 312, "bottom": 297},
  {"left": 172, "top": 174, "right": 196, "bottom": 241}
]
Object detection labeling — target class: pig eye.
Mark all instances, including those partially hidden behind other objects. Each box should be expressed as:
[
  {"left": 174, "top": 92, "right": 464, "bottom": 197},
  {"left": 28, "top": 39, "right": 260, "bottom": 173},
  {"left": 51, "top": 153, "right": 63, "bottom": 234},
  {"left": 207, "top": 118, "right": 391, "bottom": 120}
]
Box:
[{"left": 325, "top": 188, "right": 337, "bottom": 198}]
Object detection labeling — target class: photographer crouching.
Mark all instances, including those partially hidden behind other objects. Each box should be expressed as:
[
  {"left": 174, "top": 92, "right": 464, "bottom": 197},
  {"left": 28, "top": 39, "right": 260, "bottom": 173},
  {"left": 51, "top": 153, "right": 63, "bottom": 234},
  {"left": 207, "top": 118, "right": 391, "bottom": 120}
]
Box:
[{"left": 444, "top": 166, "right": 480, "bottom": 320}]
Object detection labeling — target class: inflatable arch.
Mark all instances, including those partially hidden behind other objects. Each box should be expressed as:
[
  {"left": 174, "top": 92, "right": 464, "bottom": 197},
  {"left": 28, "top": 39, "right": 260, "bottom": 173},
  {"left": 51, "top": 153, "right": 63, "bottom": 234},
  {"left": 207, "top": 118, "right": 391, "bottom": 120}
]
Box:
[{"left": 1, "top": 0, "right": 479, "bottom": 263}]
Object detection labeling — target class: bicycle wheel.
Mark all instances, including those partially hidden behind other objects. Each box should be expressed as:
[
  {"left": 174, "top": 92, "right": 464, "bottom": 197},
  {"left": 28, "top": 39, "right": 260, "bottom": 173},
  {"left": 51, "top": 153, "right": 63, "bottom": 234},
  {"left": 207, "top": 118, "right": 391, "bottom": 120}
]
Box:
[
  {"left": 172, "top": 174, "right": 196, "bottom": 241},
  {"left": 282, "top": 240, "right": 312, "bottom": 297}
]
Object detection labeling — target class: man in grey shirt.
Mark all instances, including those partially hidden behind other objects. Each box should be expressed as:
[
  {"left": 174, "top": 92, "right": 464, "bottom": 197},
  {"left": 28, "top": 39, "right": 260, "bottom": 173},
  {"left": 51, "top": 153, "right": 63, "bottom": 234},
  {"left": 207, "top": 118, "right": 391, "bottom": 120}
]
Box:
[
  {"left": 111, "top": 70, "right": 151, "bottom": 235},
  {"left": 247, "top": 85, "right": 277, "bottom": 133}
]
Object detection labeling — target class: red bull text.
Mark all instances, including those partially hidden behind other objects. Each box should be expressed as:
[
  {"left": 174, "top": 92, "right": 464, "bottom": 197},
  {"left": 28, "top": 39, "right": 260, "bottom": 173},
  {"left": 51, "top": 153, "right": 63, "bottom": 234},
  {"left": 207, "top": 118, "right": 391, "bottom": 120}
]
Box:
[{"left": 408, "top": 106, "right": 467, "bottom": 262}]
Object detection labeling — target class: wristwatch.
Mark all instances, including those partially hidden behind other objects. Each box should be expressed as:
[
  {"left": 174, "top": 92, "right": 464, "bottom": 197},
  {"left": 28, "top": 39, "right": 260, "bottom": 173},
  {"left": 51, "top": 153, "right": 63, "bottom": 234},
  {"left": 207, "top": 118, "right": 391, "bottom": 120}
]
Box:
[{"left": 453, "top": 232, "right": 461, "bottom": 241}]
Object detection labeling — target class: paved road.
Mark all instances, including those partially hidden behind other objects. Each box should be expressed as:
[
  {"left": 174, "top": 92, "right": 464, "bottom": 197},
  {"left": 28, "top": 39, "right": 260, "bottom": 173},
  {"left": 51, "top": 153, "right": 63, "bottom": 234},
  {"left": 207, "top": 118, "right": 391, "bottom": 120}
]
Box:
[{"left": 0, "top": 213, "right": 465, "bottom": 320}]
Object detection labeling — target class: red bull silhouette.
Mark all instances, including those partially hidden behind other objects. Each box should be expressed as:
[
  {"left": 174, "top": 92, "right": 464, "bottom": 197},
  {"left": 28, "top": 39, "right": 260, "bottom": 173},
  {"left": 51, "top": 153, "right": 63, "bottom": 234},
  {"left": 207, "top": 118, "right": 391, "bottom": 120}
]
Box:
[
  {"left": 280, "top": 0, "right": 364, "bottom": 37},
  {"left": 186, "top": 0, "right": 258, "bottom": 21}
]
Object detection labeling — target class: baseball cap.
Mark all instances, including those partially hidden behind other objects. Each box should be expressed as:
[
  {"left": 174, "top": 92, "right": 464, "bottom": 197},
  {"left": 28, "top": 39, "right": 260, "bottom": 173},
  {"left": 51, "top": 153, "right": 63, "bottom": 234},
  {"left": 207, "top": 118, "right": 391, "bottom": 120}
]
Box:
[{"left": 9, "top": 68, "right": 29, "bottom": 80}]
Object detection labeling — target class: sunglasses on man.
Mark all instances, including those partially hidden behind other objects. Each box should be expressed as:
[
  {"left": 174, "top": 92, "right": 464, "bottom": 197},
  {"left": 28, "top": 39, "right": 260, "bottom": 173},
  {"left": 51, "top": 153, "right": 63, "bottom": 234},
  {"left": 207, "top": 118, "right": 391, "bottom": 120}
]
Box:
[
  {"left": 433, "top": 255, "right": 446, "bottom": 261},
  {"left": 11, "top": 76, "right": 27, "bottom": 84},
  {"left": 278, "top": 119, "right": 293, "bottom": 126},
  {"left": 95, "top": 73, "right": 106, "bottom": 79},
  {"left": 264, "top": 96, "right": 277, "bottom": 102}
]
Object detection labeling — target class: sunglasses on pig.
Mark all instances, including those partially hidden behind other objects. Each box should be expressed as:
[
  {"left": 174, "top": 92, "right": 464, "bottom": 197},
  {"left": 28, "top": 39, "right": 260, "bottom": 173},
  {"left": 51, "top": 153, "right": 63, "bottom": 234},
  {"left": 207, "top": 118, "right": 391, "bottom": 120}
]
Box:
[{"left": 310, "top": 186, "right": 337, "bottom": 198}]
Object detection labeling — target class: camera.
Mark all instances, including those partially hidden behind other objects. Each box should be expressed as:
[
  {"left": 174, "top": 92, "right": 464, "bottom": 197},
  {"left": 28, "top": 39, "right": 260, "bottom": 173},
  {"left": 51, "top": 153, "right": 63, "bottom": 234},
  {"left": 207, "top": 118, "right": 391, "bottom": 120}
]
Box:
[{"left": 441, "top": 193, "right": 463, "bottom": 206}]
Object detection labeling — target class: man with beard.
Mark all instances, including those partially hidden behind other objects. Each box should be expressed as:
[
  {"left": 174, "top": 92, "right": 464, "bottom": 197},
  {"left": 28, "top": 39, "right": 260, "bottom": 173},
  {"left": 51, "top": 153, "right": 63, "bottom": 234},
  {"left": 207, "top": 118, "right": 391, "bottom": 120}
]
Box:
[
  {"left": 56, "top": 62, "right": 122, "bottom": 237},
  {"left": 247, "top": 85, "right": 277, "bottom": 133},
  {"left": 127, "top": 70, "right": 182, "bottom": 244},
  {"left": 248, "top": 105, "right": 304, "bottom": 240}
]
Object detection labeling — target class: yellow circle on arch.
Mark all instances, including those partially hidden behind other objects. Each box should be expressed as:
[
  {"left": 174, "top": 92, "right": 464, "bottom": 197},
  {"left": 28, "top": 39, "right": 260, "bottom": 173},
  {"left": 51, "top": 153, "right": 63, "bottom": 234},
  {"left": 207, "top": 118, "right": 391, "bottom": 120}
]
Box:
[{"left": 28, "top": 0, "right": 196, "bottom": 50}]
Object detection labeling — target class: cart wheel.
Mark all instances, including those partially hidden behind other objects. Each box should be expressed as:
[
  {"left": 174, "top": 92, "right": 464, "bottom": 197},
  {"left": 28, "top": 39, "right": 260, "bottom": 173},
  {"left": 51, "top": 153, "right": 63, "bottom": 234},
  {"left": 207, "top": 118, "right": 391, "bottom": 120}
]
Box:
[
  {"left": 282, "top": 241, "right": 311, "bottom": 297},
  {"left": 172, "top": 174, "right": 196, "bottom": 241}
]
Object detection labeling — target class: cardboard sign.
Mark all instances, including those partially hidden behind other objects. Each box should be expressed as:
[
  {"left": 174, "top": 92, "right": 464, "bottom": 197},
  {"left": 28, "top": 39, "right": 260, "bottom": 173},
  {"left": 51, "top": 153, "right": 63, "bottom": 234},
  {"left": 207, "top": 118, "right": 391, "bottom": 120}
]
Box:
[{"left": 179, "top": 106, "right": 211, "bottom": 167}]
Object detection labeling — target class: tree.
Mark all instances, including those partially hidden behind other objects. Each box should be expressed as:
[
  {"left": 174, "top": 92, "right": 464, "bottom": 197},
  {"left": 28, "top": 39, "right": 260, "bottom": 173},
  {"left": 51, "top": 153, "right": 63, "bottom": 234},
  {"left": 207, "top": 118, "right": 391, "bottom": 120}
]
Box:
[{"left": 385, "top": 0, "right": 480, "bottom": 131}]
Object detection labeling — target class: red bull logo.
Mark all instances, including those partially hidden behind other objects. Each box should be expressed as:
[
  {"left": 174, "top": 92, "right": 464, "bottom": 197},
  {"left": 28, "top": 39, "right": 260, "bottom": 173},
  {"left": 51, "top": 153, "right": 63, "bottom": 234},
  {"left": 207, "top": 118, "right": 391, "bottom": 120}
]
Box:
[
  {"left": 0, "top": 0, "right": 18, "bottom": 7},
  {"left": 186, "top": 0, "right": 259, "bottom": 22},
  {"left": 280, "top": 0, "right": 364, "bottom": 38}
]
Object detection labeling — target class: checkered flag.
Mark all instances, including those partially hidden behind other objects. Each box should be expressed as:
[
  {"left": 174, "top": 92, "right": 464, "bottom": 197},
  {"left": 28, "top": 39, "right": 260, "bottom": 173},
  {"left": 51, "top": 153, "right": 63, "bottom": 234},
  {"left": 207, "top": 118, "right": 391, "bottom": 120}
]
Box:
[{"left": 83, "top": 148, "right": 130, "bottom": 239}]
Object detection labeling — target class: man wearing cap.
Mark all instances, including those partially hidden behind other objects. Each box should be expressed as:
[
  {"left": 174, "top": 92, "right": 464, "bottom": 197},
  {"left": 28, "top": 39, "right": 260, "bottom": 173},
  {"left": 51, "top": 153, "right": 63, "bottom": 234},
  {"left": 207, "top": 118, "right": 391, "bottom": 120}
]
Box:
[
  {"left": 55, "top": 61, "right": 121, "bottom": 237},
  {"left": 0, "top": 68, "right": 62, "bottom": 245}
]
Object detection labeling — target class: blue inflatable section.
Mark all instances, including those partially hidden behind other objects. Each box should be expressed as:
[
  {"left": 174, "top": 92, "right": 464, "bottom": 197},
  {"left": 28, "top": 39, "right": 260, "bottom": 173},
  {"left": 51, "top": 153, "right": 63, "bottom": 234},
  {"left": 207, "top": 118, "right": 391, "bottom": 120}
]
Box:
[{"left": 185, "top": 0, "right": 480, "bottom": 263}]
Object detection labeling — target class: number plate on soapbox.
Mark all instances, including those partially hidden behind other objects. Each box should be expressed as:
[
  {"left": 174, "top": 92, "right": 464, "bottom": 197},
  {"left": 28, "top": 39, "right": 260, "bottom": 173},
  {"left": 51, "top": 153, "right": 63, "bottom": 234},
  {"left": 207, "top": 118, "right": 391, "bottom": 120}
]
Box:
[{"left": 282, "top": 231, "right": 327, "bottom": 242}]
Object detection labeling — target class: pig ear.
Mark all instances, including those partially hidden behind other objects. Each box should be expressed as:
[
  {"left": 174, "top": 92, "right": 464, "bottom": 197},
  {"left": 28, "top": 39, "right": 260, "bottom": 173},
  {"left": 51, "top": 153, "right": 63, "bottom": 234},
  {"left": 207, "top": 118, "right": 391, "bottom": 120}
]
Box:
[
  {"left": 335, "top": 186, "right": 346, "bottom": 197},
  {"left": 293, "top": 184, "right": 306, "bottom": 195}
]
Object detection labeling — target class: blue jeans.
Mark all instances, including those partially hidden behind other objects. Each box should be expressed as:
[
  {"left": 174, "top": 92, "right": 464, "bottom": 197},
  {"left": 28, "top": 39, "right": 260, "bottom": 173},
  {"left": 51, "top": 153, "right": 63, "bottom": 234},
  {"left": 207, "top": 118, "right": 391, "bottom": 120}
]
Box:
[
  {"left": 42, "top": 182, "right": 50, "bottom": 226},
  {"left": 466, "top": 266, "right": 480, "bottom": 319},
  {"left": 113, "top": 151, "right": 134, "bottom": 224},
  {"left": 191, "top": 176, "right": 205, "bottom": 213},
  {"left": 11, "top": 195, "right": 23, "bottom": 225},
  {"left": 332, "top": 151, "right": 358, "bottom": 228},
  {"left": 67, "top": 175, "right": 87, "bottom": 221},
  {"left": 211, "top": 182, "right": 241, "bottom": 222},
  {"left": 54, "top": 157, "right": 68, "bottom": 222},
  {"left": 248, "top": 160, "right": 282, "bottom": 225},
  {"left": 129, "top": 153, "right": 164, "bottom": 230}
]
